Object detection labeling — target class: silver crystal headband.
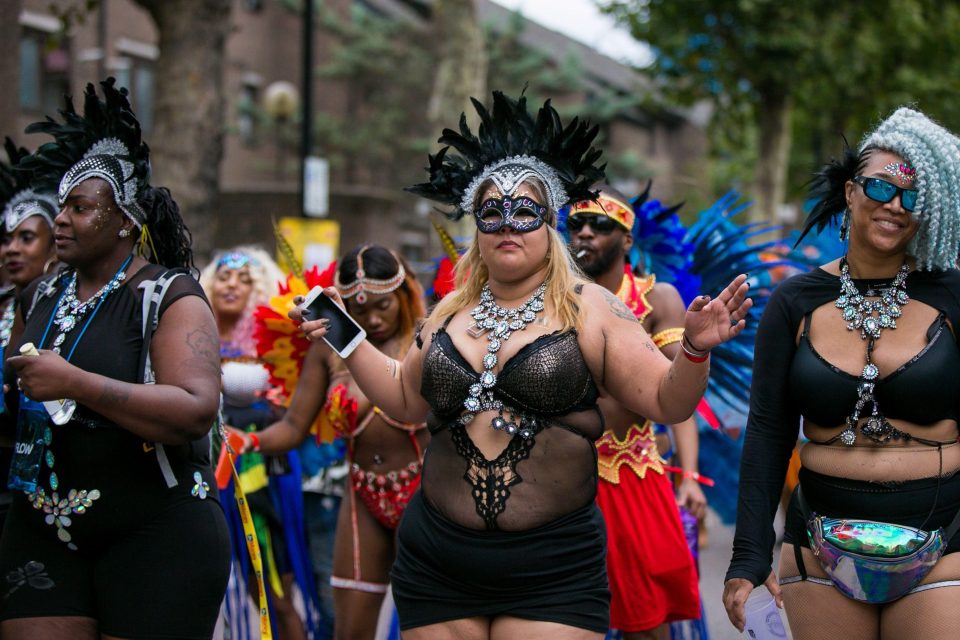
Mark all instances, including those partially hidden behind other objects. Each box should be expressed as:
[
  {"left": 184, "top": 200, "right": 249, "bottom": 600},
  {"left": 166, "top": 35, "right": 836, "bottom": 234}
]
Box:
[
  {"left": 58, "top": 138, "right": 146, "bottom": 227},
  {"left": 3, "top": 188, "right": 58, "bottom": 233},
  {"left": 334, "top": 247, "right": 407, "bottom": 304},
  {"left": 460, "top": 155, "right": 567, "bottom": 216}
]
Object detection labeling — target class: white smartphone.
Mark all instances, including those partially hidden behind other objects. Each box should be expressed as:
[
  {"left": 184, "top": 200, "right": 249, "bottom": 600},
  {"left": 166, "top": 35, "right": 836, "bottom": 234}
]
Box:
[{"left": 301, "top": 285, "right": 367, "bottom": 358}]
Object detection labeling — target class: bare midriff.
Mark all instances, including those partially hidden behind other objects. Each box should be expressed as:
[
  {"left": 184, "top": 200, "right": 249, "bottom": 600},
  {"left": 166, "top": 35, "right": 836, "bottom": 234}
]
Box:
[{"left": 801, "top": 418, "right": 960, "bottom": 481}]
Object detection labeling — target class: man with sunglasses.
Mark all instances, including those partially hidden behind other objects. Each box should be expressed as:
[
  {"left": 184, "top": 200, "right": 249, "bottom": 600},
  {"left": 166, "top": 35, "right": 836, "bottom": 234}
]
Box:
[{"left": 568, "top": 191, "right": 706, "bottom": 638}]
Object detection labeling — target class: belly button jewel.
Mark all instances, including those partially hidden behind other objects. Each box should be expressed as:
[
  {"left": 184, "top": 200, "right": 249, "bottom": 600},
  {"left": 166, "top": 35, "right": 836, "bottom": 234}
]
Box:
[{"left": 373, "top": 454, "right": 384, "bottom": 465}]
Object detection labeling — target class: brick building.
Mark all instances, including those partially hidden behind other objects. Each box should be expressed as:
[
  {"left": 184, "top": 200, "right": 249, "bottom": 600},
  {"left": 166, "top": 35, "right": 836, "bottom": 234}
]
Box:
[{"left": 5, "top": 0, "right": 708, "bottom": 270}]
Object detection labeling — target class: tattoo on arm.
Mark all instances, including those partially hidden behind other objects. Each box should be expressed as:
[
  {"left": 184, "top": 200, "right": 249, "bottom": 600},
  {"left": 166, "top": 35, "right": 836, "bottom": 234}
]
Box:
[
  {"left": 183, "top": 326, "right": 222, "bottom": 377},
  {"left": 600, "top": 288, "right": 639, "bottom": 323},
  {"left": 644, "top": 340, "right": 657, "bottom": 353},
  {"left": 99, "top": 379, "right": 131, "bottom": 405}
]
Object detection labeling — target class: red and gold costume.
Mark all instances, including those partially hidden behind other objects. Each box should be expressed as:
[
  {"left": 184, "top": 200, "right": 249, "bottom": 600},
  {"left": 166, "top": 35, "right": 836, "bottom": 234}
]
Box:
[{"left": 593, "top": 269, "right": 700, "bottom": 631}]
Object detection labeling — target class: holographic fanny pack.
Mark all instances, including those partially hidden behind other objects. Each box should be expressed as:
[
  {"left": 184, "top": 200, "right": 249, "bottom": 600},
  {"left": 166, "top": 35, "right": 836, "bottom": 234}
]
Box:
[{"left": 806, "top": 514, "right": 947, "bottom": 603}]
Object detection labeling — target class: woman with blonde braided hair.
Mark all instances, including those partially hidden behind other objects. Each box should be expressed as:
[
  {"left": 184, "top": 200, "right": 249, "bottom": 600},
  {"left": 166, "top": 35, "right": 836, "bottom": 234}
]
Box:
[{"left": 725, "top": 107, "right": 960, "bottom": 639}]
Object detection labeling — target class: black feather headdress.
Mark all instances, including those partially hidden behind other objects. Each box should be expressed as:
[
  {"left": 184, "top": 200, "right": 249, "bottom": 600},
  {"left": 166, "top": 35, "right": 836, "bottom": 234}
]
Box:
[
  {"left": 796, "top": 139, "right": 859, "bottom": 245},
  {"left": 406, "top": 91, "right": 606, "bottom": 220},
  {"left": 0, "top": 137, "right": 58, "bottom": 233},
  {"left": 21, "top": 77, "right": 150, "bottom": 227}
]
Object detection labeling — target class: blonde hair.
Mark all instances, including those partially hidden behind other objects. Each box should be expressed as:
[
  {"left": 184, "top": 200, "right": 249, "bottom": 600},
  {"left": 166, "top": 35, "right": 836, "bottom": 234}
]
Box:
[
  {"left": 200, "top": 245, "right": 285, "bottom": 357},
  {"left": 431, "top": 225, "right": 587, "bottom": 331}
]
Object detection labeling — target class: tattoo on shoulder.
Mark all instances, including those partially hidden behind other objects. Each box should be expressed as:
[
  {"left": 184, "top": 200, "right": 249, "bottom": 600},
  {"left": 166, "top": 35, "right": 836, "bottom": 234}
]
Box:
[
  {"left": 183, "top": 326, "right": 222, "bottom": 376},
  {"left": 644, "top": 340, "right": 657, "bottom": 353},
  {"left": 600, "top": 288, "right": 638, "bottom": 323}
]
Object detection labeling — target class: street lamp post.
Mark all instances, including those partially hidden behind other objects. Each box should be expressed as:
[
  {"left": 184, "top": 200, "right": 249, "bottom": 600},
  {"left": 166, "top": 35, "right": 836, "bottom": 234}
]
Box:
[{"left": 263, "top": 81, "right": 300, "bottom": 183}]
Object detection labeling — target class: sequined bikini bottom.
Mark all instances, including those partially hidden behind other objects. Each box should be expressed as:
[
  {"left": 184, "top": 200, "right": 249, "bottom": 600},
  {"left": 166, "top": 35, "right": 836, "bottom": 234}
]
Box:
[{"left": 350, "top": 461, "right": 422, "bottom": 530}]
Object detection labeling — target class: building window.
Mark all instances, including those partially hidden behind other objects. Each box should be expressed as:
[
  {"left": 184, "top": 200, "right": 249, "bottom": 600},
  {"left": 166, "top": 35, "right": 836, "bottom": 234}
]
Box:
[
  {"left": 112, "top": 57, "right": 156, "bottom": 133},
  {"left": 19, "top": 30, "right": 71, "bottom": 114},
  {"left": 237, "top": 83, "right": 261, "bottom": 147}
]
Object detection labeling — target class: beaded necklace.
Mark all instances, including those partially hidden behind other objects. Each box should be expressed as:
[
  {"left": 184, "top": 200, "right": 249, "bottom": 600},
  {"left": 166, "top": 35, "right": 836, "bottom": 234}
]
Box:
[
  {"left": 462, "top": 283, "right": 546, "bottom": 439},
  {"left": 834, "top": 256, "right": 910, "bottom": 446},
  {"left": 47, "top": 255, "right": 133, "bottom": 354},
  {"left": 0, "top": 297, "right": 16, "bottom": 348}
]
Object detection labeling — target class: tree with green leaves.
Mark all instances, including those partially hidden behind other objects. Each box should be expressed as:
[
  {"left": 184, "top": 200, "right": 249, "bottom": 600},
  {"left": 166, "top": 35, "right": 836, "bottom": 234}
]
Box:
[
  {"left": 133, "top": 0, "right": 232, "bottom": 258},
  {"left": 602, "top": 0, "right": 827, "bottom": 222},
  {"left": 602, "top": 0, "right": 960, "bottom": 223},
  {"left": 309, "top": 3, "right": 435, "bottom": 189}
]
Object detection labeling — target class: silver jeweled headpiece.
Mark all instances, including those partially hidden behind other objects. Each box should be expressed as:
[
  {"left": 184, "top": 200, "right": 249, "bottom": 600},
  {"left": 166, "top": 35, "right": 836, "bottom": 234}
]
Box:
[
  {"left": 58, "top": 137, "right": 146, "bottom": 227},
  {"left": 459, "top": 155, "right": 568, "bottom": 214},
  {"left": 406, "top": 91, "right": 605, "bottom": 221},
  {"left": 3, "top": 188, "right": 58, "bottom": 233}
]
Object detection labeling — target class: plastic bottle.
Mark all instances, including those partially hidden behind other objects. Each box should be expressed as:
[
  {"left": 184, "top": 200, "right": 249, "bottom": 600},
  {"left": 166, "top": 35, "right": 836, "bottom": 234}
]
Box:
[{"left": 19, "top": 342, "right": 76, "bottom": 425}]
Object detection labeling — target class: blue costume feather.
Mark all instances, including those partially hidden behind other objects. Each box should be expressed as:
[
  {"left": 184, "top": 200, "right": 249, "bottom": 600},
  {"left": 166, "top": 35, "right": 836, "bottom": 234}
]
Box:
[{"left": 629, "top": 189, "right": 803, "bottom": 525}]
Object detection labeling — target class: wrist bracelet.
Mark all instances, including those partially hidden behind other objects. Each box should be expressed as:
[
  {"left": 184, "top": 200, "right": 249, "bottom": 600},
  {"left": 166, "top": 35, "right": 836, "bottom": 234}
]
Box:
[
  {"left": 682, "top": 333, "right": 709, "bottom": 355},
  {"left": 664, "top": 465, "right": 716, "bottom": 486},
  {"left": 681, "top": 340, "right": 709, "bottom": 363},
  {"left": 247, "top": 432, "right": 261, "bottom": 453}
]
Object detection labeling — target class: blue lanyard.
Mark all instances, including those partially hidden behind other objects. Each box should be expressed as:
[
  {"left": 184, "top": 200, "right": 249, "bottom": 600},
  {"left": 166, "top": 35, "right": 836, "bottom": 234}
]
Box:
[{"left": 36, "top": 255, "right": 134, "bottom": 363}]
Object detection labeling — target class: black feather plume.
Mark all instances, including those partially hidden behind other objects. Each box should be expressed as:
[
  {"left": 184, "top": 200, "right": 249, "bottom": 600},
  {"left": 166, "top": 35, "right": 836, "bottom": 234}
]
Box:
[
  {"left": 20, "top": 77, "right": 150, "bottom": 200},
  {"left": 796, "top": 140, "right": 858, "bottom": 245},
  {"left": 0, "top": 137, "right": 58, "bottom": 211},
  {"left": 406, "top": 91, "right": 606, "bottom": 219}
]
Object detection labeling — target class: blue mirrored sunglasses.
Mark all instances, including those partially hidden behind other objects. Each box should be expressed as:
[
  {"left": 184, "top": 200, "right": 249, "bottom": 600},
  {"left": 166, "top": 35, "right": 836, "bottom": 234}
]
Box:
[{"left": 853, "top": 176, "right": 919, "bottom": 213}]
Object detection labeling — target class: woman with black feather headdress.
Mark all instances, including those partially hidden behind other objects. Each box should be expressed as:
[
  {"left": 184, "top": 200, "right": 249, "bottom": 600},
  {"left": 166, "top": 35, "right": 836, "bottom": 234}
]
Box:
[
  {"left": 725, "top": 109, "right": 960, "bottom": 640},
  {"left": 295, "top": 91, "right": 752, "bottom": 638},
  {"left": 0, "top": 79, "right": 230, "bottom": 639}
]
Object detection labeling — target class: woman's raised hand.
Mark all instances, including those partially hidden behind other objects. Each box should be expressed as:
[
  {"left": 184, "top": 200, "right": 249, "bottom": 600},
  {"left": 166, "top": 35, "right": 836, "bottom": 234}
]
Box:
[{"left": 682, "top": 274, "right": 752, "bottom": 353}]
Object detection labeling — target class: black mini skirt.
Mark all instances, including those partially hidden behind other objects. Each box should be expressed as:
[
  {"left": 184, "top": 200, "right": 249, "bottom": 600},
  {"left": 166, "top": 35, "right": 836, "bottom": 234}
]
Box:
[{"left": 391, "top": 490, "right": 610, "bottom": 632}]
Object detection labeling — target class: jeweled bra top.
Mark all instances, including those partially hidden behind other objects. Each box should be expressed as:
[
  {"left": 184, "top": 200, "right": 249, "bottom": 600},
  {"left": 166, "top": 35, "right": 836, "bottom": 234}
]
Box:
[{"left": 418, "top": 318, "right": 604, "bottom": 532}]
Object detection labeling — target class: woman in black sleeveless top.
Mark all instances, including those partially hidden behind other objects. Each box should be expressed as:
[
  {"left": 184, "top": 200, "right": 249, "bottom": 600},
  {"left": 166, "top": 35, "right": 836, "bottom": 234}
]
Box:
[
  {"left": 0, "top": 79, "right": 229, "bottom": 640},
  {"left": 297, "top": 92, "right": 751, "bottom": 639}
]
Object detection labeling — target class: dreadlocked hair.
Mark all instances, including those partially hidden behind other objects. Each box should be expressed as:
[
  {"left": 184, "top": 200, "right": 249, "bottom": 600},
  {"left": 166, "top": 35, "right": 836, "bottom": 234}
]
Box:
[
  {"left": 406, "top": 91, "right": 606, "bottom": 219},
  {"left": 137, "top": 186, "right": 194, "bottom": 270},
  {"left": 338, "top": 245, "right": 425, "bottom": 352},
  {"left": 796, "top": 138, "right": 862, "bottom": 245}
]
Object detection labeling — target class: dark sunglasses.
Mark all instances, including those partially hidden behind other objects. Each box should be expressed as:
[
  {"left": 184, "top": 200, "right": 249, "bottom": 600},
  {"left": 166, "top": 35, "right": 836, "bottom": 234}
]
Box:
[
  {"left": 567, "top": 214, "right": 621, "bottom": 234},
  {"left": 853, "top": 176, "right": 919, "bottom": 213}
]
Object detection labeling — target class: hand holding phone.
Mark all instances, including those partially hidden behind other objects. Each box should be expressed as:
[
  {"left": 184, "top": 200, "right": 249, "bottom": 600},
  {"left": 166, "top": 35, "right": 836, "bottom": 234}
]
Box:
[{"left": 300, "top": 286, "right": 367, "bottom": 358}]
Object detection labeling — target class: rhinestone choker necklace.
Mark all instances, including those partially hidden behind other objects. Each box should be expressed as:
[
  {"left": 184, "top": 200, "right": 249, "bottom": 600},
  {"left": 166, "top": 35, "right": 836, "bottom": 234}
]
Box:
[
  {"left": 50, "top": 255, "right": 133, "bottom": 354},
  {"left": 462, "top": 283, "right": 546, "bottom": 439},
  {"left": 834, "top": 257, "right": 910, "bottom": 446}
]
